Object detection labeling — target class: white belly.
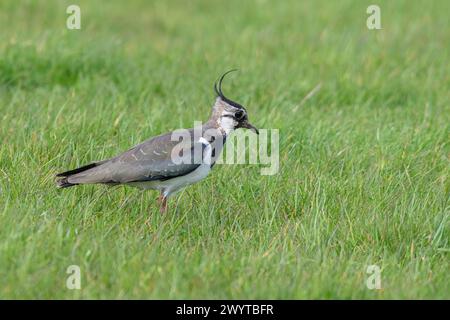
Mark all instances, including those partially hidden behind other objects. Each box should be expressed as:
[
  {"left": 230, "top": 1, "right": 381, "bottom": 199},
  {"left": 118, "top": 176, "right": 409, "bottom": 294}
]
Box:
[{"left": 129, "top": 161, "right": 211, "bottom": 197}]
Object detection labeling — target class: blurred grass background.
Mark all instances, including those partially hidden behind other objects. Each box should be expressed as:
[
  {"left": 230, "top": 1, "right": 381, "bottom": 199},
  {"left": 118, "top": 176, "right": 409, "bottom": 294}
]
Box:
[{"left": 0, "top": 0, "right": 448, "bottom": 298}]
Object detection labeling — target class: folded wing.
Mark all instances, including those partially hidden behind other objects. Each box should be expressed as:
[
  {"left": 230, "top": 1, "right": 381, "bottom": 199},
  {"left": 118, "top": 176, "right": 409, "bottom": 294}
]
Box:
[{"left": 64, "top": 130, "right": 206, "bottom": 185}]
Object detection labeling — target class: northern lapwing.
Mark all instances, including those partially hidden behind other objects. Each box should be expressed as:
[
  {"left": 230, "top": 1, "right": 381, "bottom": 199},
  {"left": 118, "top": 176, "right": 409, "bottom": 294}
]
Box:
[{"left": 56, "top": 70, "right": 259, "bottom": 212}]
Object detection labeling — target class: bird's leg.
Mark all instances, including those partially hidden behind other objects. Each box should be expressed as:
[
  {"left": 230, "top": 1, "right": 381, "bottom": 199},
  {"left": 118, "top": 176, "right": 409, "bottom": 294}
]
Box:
[
  {"left": 159, "top": 192, "right": 168, "bottom": 213},
  {"left": 157, "top": 193, "right": 164, "bottom": 205},
  {"left": 159, "top": 196, "right": 167, "bottom": 213}
]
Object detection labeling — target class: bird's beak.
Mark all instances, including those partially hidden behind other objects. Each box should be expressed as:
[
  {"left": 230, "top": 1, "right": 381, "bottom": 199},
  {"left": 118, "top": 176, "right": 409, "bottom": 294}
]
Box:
[{"left": 239, "top": 120, "right": 259, "bottom": 135}]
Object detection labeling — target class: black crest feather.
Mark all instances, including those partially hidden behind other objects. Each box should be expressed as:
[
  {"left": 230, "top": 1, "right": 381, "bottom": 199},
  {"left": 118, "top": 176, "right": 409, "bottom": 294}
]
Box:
[{"left": 214, "top": 69, "right": 244, "bottom": 109}]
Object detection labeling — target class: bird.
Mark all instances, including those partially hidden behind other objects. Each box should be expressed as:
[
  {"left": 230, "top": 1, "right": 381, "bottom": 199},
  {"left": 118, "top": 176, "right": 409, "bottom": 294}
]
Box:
[{"left": 55, "top": 70, "right": 259, "bottom": 213}]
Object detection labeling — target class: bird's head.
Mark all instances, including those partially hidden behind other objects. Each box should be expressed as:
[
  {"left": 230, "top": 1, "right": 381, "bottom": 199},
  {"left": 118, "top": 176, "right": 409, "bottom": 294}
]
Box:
[{"left": 211, "top": 70, "right": 259, "bottom": 135}]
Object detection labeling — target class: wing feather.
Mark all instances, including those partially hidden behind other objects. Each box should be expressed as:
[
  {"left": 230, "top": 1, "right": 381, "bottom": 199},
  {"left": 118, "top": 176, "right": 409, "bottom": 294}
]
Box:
[{"left": 67, "top": 130, "right": 206, "bottom": 185}]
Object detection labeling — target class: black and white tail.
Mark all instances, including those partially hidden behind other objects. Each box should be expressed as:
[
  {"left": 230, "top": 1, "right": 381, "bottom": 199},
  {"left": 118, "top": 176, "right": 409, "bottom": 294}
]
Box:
[{"left": 56, "top": 163, "right": 98, "bottom": 188}]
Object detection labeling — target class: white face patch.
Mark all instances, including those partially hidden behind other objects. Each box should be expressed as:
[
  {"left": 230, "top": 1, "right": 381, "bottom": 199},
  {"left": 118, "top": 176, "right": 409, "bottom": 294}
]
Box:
[{"left": 218, "top": 110, "right": 237, "bottom": 135}]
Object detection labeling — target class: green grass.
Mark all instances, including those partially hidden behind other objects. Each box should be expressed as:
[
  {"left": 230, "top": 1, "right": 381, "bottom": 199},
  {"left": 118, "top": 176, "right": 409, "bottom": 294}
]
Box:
[{"left": 0, "top": 0, "right": 449, "bottom": 299}]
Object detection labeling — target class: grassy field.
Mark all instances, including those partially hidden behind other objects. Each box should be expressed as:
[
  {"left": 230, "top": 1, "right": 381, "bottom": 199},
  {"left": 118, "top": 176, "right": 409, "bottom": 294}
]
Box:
[{"left": 0, "top": 0, "right": 449, "bottom": 299}]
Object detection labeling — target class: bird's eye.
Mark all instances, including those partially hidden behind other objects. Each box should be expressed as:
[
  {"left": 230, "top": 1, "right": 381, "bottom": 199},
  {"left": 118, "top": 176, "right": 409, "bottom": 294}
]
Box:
[{"left": 234, "top": 111, "right": 244, "bottom": 119}]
